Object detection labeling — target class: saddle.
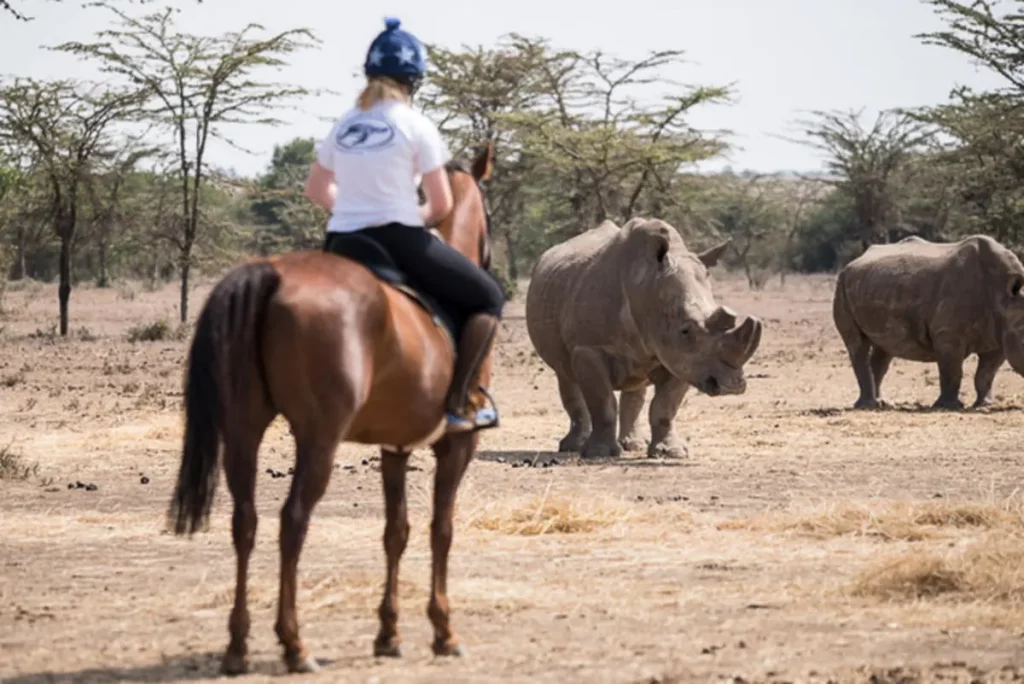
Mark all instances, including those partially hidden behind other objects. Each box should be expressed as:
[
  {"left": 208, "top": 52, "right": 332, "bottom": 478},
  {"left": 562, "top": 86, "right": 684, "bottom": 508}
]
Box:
[{"left": 322, "top": 231, "right": 464, "bottom": 352}]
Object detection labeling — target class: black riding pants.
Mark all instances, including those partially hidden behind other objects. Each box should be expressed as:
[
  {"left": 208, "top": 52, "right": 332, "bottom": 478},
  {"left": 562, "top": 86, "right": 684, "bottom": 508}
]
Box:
[{"left": 328, "top": 223, "right": 504, "bottom": 318}]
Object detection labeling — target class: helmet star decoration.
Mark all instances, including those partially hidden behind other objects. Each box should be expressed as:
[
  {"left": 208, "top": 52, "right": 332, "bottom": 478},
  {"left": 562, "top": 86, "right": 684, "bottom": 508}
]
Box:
[
  {"left": 369, "top": 46, "right": 385, "bottom": 66},
  {"left": 397, "top": 45, "right": 417, "bottom": 65}
]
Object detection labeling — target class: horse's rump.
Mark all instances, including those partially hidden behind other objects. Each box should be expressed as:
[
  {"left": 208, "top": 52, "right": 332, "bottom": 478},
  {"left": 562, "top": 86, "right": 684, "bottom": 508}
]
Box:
[{"left": 322, "top": 230, "right": 464, "bottom": 353}]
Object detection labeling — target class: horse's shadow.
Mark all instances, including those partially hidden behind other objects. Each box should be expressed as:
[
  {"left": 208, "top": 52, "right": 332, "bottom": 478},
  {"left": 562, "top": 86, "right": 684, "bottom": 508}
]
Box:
[
  {"left": 475, "top": 449, "right": 693, "bottom": 468},
  {"left": 1, "top": 653, "right": 337, "bottom": 683}
]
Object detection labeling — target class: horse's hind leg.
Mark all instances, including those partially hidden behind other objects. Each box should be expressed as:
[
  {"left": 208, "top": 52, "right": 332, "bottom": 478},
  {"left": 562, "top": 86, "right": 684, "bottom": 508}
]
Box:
[
  {"left": 374, "top": 448, "right": 410, "bottom": 657},
  {"left": 274, "top": 425, "right": 343, "bottom": 674},
  {"left": 427, "top": 433, "right": 476, "bottom": 657},
  {"left": 221, "top": 404, "right": 275, "bottom": 676}
]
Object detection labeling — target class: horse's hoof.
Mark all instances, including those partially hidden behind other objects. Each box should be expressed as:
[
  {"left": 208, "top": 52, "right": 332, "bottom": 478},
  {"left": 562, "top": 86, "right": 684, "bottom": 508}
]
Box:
[
  {"left": 220, "top": 652, "right": 249, "bottom": 676},
  {"left": 286, "top": 654, "right": 321, "bottom": 674},
  {"left": 432, "top": 639, "right": 465, "bottom": 657},
  {"left": 373, "top": 638, "right": 403, "bottom": 658}
]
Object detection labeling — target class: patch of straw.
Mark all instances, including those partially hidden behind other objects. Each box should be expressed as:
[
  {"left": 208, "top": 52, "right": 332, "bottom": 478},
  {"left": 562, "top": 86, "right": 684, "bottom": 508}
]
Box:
[
  {"left": 465, "top": 482, "right": 690, "bottom": 536},
  {"left": 718, "top": 500, "right": 1024, "bottom": 542},
  {"left": 0, "top": 441, "right": 41, "bottom": 481},
  {"left": 851, "top": 533, "right": 1024, "bottom": 604}
]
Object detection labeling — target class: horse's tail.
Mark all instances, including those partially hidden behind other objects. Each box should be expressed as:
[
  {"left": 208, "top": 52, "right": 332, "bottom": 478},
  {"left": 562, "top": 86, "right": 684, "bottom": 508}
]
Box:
[{"left": 168, "top": 260, "right": 281, "bottom": 537}]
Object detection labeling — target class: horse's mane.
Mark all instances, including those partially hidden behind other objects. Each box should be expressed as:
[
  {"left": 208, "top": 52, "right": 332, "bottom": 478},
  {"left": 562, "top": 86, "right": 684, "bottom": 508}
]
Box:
[
  {"left": 416, "top": 155, "right": 493, "bottom": 271},
  {"left": 444, "top": 157, "right": 473, "bottom": 176}
]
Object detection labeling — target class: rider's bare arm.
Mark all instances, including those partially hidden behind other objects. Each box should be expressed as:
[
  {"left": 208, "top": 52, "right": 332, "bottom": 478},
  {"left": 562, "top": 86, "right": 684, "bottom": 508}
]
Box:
[
  {"left": 304, "top": 161, "right": 337, "bottom": 211},
  {"left": 419, "top": 166, "right": 453, "bottom": 226}
]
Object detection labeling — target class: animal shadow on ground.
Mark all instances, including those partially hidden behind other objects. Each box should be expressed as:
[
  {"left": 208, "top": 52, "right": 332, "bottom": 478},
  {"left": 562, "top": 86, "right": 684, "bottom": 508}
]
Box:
[
  {"left": 802, "top": 401, "right": 1024, "bottom": 418},
  {"left": 476, "top": 450, "right": 693, "bottom": 468},
  {"left": 1, "top": 653, "right": 338, "bottom": 683}
]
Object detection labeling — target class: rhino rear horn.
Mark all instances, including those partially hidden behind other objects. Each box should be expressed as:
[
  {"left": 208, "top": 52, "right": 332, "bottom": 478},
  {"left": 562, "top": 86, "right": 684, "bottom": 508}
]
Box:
[{"left": 706, "top": 306, "right": 738, "bottom": 334}]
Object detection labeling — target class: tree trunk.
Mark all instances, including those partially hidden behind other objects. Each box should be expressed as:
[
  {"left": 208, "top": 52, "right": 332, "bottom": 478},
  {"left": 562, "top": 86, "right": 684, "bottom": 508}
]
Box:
[
  {"left": 97, "top": 237, "right": 108, "bottom": 288},
  {"left": 504, "top": 231, "right": 519, "bottom": 281},
  {"left": 179, "top": 247, "right": 191, "bottom": 323},
  {"left": 58, "top": 234, "right": 71, "bottom": 336},
  {"left": 13, "top": 225, "right": 26, "bottom": 280}
]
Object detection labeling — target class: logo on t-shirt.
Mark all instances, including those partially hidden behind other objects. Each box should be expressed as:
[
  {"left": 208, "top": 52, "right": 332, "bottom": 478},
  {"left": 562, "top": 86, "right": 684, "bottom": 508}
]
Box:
[{"left": 335, "top": 118, "right": 395, "bottom": 151}]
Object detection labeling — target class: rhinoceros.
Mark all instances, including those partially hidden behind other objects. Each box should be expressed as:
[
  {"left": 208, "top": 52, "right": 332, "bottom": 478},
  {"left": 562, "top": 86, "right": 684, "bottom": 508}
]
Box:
[
  {"left": 525, "top": 217, "right": 764, "bottom": 459},
  {"left": 832, "top": 234, "right": 1024, "bottom": 409}
]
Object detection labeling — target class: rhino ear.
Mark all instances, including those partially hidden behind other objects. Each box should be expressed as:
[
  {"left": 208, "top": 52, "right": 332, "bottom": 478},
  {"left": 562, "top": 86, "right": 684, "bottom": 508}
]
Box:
[
  {"left": 1010, "top": 274, "right": 1024, "bottom": 298},
  {"left": 654, "top": 233, "right": 670, "bottom": 264},
  {"left": 698, "top": 239, "right": 731, "bottom": 268}
]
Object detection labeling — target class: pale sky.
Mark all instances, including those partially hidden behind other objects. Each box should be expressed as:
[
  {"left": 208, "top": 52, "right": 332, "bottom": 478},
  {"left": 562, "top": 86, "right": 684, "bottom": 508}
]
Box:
[{"left": 0, "top": 0, "right": 1008, "bottom": 177}]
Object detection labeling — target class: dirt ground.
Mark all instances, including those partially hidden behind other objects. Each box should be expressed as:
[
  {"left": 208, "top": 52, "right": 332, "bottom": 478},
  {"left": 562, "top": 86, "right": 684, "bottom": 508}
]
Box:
[{"left": 2, "top": 271, "right": 1024, "bottom": 684}]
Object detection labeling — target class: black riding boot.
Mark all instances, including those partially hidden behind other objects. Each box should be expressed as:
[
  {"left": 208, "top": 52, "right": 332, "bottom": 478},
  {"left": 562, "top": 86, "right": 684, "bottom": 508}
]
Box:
[{"left": 445, "top": 312, "right": 500, "bottom": 433}]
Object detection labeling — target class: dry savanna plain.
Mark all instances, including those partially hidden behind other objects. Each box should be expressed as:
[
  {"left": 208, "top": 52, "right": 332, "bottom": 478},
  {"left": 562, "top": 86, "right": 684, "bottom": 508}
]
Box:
[{"left": 2, "top": 271, "right": 1024, "bottom": 683}]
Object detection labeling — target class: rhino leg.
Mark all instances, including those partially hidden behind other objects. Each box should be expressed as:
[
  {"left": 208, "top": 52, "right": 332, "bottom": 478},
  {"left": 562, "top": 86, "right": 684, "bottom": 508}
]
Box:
[
  {"left": 846, "top": 339, "right": 882, "bottom": 409},
  {"left": 933, "top": 354, "right": 966, "bottom": 410},
  {"left": 618, "top": 387, "right": 648, "bottom": 453},
  {"left": 973, "top": 350, "right": 1004, "bottom": 408},
  {"left": 869, "top": 347, "right": 893, "bottom": 405},
  {"left": 834, "top": 293, "right": 882, "bottom": 409},
  {"left": 571, "top": 347, "right": 621, "bottom": 459},
  {"left": 556, "top": 372, "right": 592, "bottom": 453},
  {"left": 648, "top": 369, "right": 689, "bottom": 459}
]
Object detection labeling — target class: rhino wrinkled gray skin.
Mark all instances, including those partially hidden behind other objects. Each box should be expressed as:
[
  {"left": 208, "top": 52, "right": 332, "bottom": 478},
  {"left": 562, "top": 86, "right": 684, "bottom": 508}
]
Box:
[
  {"left": 525, "top": 218, "right": 764, "bottom": 459},
  {"left": 833, "top": 234, "right": 1024, "bottom": 410}
]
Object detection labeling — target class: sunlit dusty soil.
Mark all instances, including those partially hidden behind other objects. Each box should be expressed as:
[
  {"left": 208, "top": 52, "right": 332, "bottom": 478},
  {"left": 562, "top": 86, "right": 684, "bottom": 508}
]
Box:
[{"left": 1, "top": 272, "right": 1024, "bottom": 683}]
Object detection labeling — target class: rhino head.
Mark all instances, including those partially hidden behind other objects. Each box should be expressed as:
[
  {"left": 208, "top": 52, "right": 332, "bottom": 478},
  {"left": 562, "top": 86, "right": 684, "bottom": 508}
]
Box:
[
  {"left": 995, "top": 259, "right": 1024, "bottom": 376},
  {"left": 619, "top": 218, "right": 763, "bottom": 396}
]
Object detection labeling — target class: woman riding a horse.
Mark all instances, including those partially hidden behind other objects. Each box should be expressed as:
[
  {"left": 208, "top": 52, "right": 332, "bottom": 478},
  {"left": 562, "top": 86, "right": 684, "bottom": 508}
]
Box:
[
  {"left": 169, "top": 16, "right": 503, "bottom": 676},
  {"left": 304, "top": 17, "right": 504, "bottom": 432}
]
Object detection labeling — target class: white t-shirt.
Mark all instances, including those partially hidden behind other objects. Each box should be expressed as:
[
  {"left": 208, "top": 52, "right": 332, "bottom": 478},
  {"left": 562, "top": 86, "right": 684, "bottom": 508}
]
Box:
[{"left": 315, "top": 100, "right": 451, "bottom": 233}]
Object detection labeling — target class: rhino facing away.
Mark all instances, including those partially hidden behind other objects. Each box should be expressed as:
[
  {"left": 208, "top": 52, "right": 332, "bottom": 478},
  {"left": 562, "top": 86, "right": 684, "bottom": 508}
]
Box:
[
  {"left": 832, "top": 234, "right": 1024, "bottom": 409},
  {"left": 525, "top": 217, "right": 764, "bottom": 459}
]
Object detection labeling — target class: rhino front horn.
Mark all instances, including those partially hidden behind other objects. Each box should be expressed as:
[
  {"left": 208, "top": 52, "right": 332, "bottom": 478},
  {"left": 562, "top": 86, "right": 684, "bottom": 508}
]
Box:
[{"left": 725, "top": 317, "right": 763, "bottom": 367}]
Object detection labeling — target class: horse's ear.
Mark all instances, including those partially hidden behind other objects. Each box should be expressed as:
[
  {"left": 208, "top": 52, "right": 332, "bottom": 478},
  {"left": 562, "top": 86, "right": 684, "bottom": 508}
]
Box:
[{"left": 471, "top": 142, "right": 494, "bottom": 182}]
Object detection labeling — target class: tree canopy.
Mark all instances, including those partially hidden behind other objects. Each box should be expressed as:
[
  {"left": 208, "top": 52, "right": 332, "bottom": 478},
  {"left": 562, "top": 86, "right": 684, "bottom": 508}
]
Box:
[{"left": 4, "top": 0, "right": 1024, "bottom": 332}]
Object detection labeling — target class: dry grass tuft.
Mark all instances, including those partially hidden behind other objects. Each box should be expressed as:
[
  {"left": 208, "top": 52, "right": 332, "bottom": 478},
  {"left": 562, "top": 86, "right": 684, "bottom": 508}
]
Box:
[
  {"left": 851, "top": 533, "right": 1024, "bottom": 604},
  {"left": 0, "top": 442, "right": 40, "bottom": 481},
  {"left": 126, "top": 319, "right": 173, "bottom": 342},
  {"left": 465, "top": 484, "right": 690, "bottom": 536},
  {"left": 718, "top": 499, "right": 1024, "bottom": 542}
]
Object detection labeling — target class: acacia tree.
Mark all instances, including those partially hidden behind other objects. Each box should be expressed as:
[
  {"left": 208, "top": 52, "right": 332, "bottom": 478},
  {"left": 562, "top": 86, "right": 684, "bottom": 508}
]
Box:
[
  {"left": 910, "top": 0, "right": 1024, "bottom": 248},
  {"left": 419, "top": 35, "right": 559, "bottom": 279},
  {"left": 777, "top": 176, "right": 829, "bottom": 286},
  {"left": 83, "top": 137, "right": 161, "bottom": 286},
  {"left": 0, "top": 77, "right": 142, "bottom": 334},
  {"left": 690, "top": 173, "right": 790, "bottom": 290},
  {"left": 248, "top": 137, "right": 327, "bottom": 255},
  {"left": 791, "top": 109, "right": 931, "bottom": 251},
  {"left": 419, "top": 35, "right": 732, "bottom": 279},
  {"left": 511, "top": 45, "right": 732, "bottom": 231},
  {"left": 56, "top": 3, "right": 318, "bottom": 321},
  {"left": 2, "top": 0, "right": 203, "bottom": 22}
]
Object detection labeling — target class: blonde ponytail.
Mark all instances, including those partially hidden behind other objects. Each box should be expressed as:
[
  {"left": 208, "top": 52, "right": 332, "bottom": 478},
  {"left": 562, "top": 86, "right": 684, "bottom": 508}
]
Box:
[{"left": 357, "top": 76, "right": 410, "bottom": 110}]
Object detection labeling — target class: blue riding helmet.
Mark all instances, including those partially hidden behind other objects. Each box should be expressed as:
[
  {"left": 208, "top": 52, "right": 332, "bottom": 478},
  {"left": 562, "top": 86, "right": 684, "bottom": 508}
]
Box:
[{"left": 364, "top": 17, "right": 427, "bottom": 93}]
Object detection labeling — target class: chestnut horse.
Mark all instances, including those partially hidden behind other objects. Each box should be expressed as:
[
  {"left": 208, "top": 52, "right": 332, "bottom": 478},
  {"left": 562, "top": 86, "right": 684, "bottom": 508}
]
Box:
[{"left": 167, "top": 144, "right": 498, "bottom": 675}]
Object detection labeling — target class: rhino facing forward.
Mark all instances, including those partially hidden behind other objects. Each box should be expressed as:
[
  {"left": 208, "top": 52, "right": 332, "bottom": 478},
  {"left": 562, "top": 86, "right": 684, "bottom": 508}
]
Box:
[
  {"left": 525, "top": 218, "right": 764, "bottom": 459},
  {"left": 833, "top": 234, "right": 1024, "bottom": 409}
]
